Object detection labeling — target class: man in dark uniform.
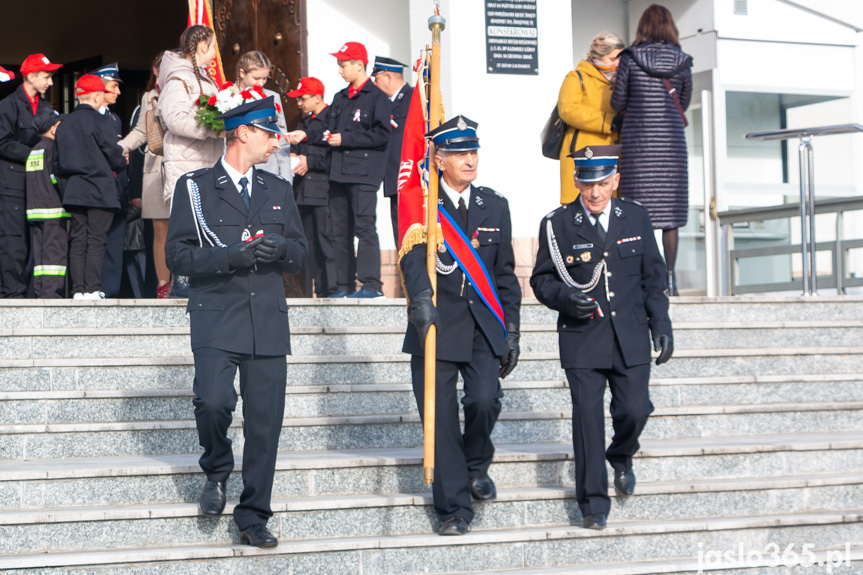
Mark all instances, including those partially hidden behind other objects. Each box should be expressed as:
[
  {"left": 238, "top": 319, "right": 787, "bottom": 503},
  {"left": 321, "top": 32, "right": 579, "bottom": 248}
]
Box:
[
  {"left": 401, "top": 116, "right": 521, "bottom": 536},
  {"left": 287, "top": 76, "right": 337, "bottom": 297},
  {"left": 371, "top": 56, "right": 412, "bottom": 245},
  {"left": 89, "top": 62, "right": 129, "bottom": 298},
  {"left": 165, "top": 97, "right": 306, "bottom": 548},
  {"left": 0, "top": 53, "right": 61, "bottom": 298},
  {"left": 288, "top": 41, "right": 391, "bottom": 298},
  {"left": 529, "top": 145, "right": 673, "bottom": 530}
]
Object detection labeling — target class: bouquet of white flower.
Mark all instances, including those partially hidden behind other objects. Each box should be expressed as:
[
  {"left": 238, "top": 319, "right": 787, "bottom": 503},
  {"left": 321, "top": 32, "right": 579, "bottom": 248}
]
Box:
[{"left": 195, "top": 82, "right": 270, "bottom": 131}]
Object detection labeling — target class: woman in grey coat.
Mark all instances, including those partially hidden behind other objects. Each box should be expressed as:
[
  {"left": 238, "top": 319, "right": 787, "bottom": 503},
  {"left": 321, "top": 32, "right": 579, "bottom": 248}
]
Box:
[{"left": 611, "top": 3, "right": 692, "bottom": 294}]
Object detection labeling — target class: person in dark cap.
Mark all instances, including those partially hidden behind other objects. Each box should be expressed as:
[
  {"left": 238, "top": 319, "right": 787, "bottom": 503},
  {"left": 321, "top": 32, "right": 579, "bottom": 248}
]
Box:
[
  {"left": 165, "top": 96, "right": 307, "bottom": 548},
  {"left": 530, "top": 144, "right": 673, "bottom": 530},
  {"left": 287, "top": 41, "right": 391, "bottom": 298},
  {"left": 25, "top": 109, "right": 68, "bottom": 298},
  {"left": 371, "top": 56, "right": 413, "bottom": 246},
  {"left": 89, "top": 62, "right": 130, "bottom": 298},
  {"left": 400, "top": 115, "right": 521, "bottom": 536},
  {"left": 56, "top": 75, "right": 126, "bottom": 300},
  {"left": 0, "top": 53, "right": 61, "bottom": 298}
]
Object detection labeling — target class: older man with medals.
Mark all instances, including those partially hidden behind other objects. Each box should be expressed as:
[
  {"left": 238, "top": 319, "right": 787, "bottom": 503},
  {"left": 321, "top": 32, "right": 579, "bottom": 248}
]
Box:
[
  {"left": 165, "top": 96, "right": 307, "bottom": 547},
  {"left": 400, "top": 115, "right": 521, "bottom": 536},
  {"left": 529, "top": 145, "right": 673, "bottom": 530}
]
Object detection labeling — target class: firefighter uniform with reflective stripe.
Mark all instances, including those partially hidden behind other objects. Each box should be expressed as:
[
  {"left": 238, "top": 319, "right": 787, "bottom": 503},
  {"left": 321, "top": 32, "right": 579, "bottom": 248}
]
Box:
[{"left": 25, "top": 135, "right": 69, "bottom": 297}]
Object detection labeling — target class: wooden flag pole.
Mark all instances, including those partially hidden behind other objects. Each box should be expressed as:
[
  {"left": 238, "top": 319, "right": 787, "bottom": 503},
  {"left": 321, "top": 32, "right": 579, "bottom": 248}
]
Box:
[{"left": 423, "top": 11, "right": 446, "bottom": 485}]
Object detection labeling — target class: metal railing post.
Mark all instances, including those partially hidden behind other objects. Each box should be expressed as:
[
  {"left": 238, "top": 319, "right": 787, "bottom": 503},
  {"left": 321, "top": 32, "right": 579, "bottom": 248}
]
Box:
[
  {"left": 805, "top": 141, "right": 818, "bottom": 295},
  {"left": 797, "top": 137, "right": 812, "bottom": 295}
]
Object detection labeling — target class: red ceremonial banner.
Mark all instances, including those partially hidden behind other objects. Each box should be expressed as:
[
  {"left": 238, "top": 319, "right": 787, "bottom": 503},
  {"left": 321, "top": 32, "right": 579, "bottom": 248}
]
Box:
[{"left": 396, "top": 66, "right": 428, "bottom": 248}]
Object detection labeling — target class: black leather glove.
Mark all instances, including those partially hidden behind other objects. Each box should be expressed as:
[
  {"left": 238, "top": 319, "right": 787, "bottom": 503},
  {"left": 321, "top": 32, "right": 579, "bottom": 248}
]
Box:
[
  {"left": 567, "top": 291, "right": 598, "bottom": 319},
  {"left": 499, "top": 323, "right": 520, "bottom": 379},
  {"left": 226, "top": 236, "right": 263, "bottom": 269},
  {"left": 408, "top": 288, "right": 440, "bottom": 348},
  {"left": 254, "top": 234, "right": 288, "bottom": 263},
  {"left": 611, "top": 115, "right": 624, "bottom": 133},
  {"left": 653, "top": 334, "right": 673, "bottom": 365}
]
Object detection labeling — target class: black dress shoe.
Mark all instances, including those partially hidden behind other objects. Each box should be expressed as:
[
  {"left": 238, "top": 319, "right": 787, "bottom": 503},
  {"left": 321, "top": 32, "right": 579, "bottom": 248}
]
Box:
[
  {"left": 240, "top": 524, "right": 279, "bottom": 547},
  {"left": 199, "top": 480, "right": 227, "bottom": 517},
  {"left": 583, "top": 513, "right": 607, "bottom": 530},
  {"left": 469, "top": 475, "right": 497, "bottom": 500},
  {"left": 614, "top": 469, "right": 636, "bottom": 496},
  {"left": 439, "top": 516, "right": 471, "bottom": 536}
]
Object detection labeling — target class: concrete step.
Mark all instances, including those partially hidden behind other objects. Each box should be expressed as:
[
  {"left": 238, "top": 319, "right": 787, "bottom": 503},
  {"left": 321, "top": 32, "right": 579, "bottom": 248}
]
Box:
[
  {"left": 3, "top": 320, "right": 863, "bottom": 360},
  {"left": 1, "top": 508, "right": 861, "bottom": 572},
  {"left": 2, "top": 432, "right": 862, "bottom": 510},
  {"left": 3, "top": 346, "right": 863, "bottom": 393},
  {"left": 2, "top": 396, "right": 862, "bottom": 459},
  {"left": 5, "top": 374, "right": 863, "bottom": 425},
  {"left": 1, "top": 471, "right": 862, "bottom": 555}
]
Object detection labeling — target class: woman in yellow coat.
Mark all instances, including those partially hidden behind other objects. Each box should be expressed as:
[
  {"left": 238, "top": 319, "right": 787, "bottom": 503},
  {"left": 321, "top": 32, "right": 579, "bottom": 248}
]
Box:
[{"left": 557, "top": 31, "right": 625, "bottom": 204}]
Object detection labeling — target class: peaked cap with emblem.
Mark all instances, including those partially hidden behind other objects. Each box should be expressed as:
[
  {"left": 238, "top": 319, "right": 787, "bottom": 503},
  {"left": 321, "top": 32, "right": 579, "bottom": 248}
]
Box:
[
  {"left": 89, "top": 62, "right": 122, "bottom": 83},
  {"left": 371, "top": 56, "right": 408, "bottom": 76},
  {"left": 426, "top": 115, "right": 480, "bottom": 151},
  {"left": 569, "top": 144, "right": 621, "bottom": 183},
  {"left": 216, "top": 96, "right": 281, "bottom": 134}
]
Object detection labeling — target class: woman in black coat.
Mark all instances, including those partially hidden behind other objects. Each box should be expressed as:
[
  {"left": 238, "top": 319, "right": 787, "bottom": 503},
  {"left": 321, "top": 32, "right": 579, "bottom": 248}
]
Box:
[{"left": 611, "top": 3, "right": 692, "bottom": 294}]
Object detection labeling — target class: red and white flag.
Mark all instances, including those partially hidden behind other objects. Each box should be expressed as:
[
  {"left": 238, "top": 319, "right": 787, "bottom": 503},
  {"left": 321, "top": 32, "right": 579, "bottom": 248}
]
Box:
[
  {"left": 397, "top": 57, "right": 429, "bottom": 248},
  {"left": 0, "top": 65, "right": 14, "bottom": 83}
]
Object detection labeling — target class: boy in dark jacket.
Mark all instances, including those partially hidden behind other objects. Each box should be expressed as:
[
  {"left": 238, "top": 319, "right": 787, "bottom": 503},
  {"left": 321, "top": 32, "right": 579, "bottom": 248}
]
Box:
[
  {"left": 287, "top": 77, "right": 337, "bottom": 297},
  {"left": 55, "top": 75, "right": 126, "bottom": 300},
  {"left": 25, "top": 108, "right": 68, "bottom": 298}
]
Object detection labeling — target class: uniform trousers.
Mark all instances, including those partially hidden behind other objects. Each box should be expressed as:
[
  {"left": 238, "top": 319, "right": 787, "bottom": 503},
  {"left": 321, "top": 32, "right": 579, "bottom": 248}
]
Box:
[
  {"left": 389, "top": 195, "right": 399, "bottom": 246},
  {"left": 564, "top": 342, "right": 653, "bottom": 517},
  {"left": 192, "top": 347, "right": 287, "bottom": 530},
  {"left": 0, "top": 194, "right": 29, "bottom": 298},
  {"left": 68, "top": 207, "right": 114, "bottom": 295},
  {"left": 100, "top": 212, "right": 126, "bottom": 297},
  {"left": 410, "top": 329, "right": 503, "bottom": 523},
  {"left": 328, "top": 182, "right": 381, "bottom": 293},
  {"left": 300, "top": 205, "right": 337, "bottom": 297},
  {"left": 31, "top": 219, "right": 68, "bottom": 298}
]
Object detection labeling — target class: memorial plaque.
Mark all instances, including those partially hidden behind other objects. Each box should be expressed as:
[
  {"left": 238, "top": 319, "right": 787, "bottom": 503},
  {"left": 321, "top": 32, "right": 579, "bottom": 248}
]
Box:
[{"left": 485, "top": 0, "right": 538, "bottom": 75}]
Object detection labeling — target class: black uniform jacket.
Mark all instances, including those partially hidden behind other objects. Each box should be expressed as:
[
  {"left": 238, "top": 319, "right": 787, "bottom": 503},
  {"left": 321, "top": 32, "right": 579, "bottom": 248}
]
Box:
[
  {"left": 383, "top": 83, "right": 413, "bottom": 198},
  {"left": 25, "top": 136, "right": 63, "bottom": 211},
  {"left": 306, "top": 80, "right": 391, "bottom": 187},
  {"left": 0, "top": 85, "right": 54, "bottom": 197},
  {"left": 165, "top": 162, "right": 308, "bottom": 356},
  {"left": 293, "top": 111, "right": 331, "bottom": 207},
  {"left": 530, "top": 197, "right": 671, "bottom": 370},
  {"left": 401, "top": 185, "right": 521, "bottom": 362},
  {"left": 55, "top": 103, "right": 126, "bottom": 210}
]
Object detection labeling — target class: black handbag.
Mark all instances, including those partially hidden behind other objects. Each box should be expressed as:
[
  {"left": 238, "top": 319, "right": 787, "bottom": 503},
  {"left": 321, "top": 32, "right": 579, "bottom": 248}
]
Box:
[
  {"left": 540, "top": 105, "right": 565, "bottom": 159},
  {"left": 540, "top": 70, "right": 583, "bottom": 159}
]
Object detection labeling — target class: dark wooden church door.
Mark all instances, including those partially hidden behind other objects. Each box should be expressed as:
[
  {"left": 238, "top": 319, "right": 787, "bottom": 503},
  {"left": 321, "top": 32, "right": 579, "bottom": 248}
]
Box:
[{"left": 214, "top": 0, "right": 306, "bottom": 130}]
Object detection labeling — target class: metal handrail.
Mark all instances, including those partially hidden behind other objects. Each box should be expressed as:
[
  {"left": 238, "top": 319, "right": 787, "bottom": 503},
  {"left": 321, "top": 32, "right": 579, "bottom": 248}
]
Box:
[
  {"left": 744, "top": 123, "right": 863, "bottom": 295},
  {"left": 717, "top": 197, "right": 863, "bottom": 224}
]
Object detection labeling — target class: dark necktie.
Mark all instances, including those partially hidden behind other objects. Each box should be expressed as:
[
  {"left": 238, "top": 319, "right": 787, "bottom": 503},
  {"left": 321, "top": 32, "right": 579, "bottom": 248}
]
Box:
[
  {"left": 457, "top": 196, "right": 468, "bottom": 233},
  {"left": 239, "top": 176, "right": 250, "bottom": 208},
  {"left": 593, "top": 214, "right": 606, "bottom": 245}
]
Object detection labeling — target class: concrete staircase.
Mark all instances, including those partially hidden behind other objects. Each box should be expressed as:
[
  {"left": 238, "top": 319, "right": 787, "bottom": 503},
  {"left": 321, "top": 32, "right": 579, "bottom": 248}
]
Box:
[{"left": 1, "top": 297, "right": 863, "bottom": 574}]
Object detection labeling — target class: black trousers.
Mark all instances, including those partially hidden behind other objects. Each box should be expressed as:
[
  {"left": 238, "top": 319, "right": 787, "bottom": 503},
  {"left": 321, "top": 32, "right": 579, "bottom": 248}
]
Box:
[
  {"left": 101, "top": 211, "right": 126, "bottom": 297},
  {"left": 0, "top": 194, "right": 29, "bottom": 298},
  {"left": 192, "top": 347, "right": 287, "bottom": 530},
  {"left": 564, "top": 346, "right": 653, "bottom": 517},
  {"left": 411, "top": 329, "right": 503, "bottom": 523},
  {"left": 300, "top": 204, "right": 337, "bottom": 297},
  {"left": 31, "top": 219, "right": 68, "bottom": 298},
  {"left": 68, "top": 207, "right": 114, "bottom": 295},
  {"left": 329, "top": 182, "right": 381, "bottom": 293},
  {"left": 389, "top": 195, "right": 399, "bottom": 246}
]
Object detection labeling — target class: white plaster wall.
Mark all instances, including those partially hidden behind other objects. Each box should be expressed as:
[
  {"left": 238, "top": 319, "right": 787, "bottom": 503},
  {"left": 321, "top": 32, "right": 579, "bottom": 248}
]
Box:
[{"left": 713, "top": 0, "right": 860, "bottom": 45}]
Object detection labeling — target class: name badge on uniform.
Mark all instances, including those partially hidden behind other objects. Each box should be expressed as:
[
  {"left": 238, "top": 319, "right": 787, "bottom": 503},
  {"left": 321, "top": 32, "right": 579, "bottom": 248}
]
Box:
[{"left": 573, "top": 243, "right": 593, "bottom": 250}]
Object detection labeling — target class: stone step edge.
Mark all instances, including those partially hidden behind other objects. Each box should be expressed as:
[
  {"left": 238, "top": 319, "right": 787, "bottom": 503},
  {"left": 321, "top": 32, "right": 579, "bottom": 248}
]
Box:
[
  {"left": 3, "top": 471, "right": 863, "bottom": 526},
  {"left": 6, "top": 372, "right": 863, "bottom": 401},
  {"left": 6, "top": 320, "right": 863, "bottom": 338},
  {"left": 4, "top": 432, "right": 863, "bottom": 481},
  {"left": 4, "top": 401, "right": 863, "bottom": 436},
  {"left": 2, "top": 509, "right": 862, "bottom": 570},
  {"left": 3, "top": 346, "right": 863, "bottom": 368},
  {"left": 477, "top": 547, "right": 863, "bottom": 575}
]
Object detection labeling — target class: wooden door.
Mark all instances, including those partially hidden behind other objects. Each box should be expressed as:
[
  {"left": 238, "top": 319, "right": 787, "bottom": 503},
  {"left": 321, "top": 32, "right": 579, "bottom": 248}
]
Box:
[{"left": 214, "top": 0, "right": 306, "bottom": 130}]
